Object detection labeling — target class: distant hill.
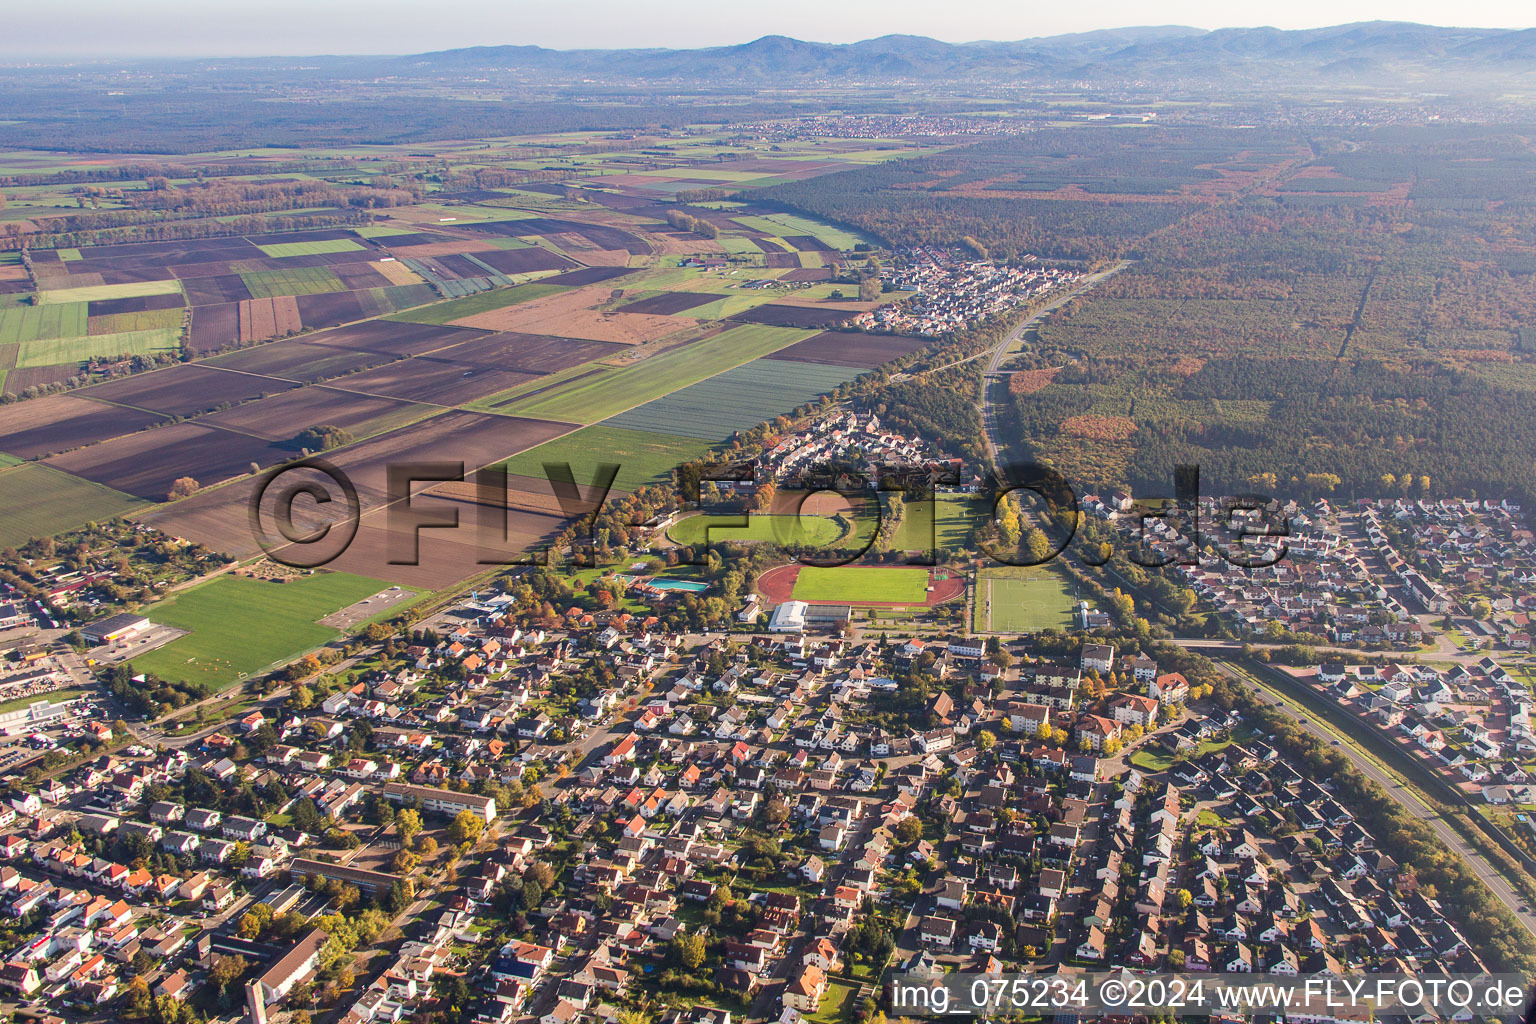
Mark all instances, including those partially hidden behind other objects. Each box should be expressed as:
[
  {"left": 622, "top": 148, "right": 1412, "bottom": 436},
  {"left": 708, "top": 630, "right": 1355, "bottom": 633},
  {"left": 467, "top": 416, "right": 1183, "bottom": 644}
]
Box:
[{"left": 374, "top": 23, "right": 1536, "bottom": 85}]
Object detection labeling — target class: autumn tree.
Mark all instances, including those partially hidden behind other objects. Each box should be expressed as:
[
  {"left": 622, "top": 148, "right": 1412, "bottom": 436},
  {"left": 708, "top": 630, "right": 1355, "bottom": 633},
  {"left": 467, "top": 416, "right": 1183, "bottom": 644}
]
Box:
[
  {"left": 208, "top": 954, "right": 250, "bottom": 995},
  {"left": 394, "top": 808, "right": 422, "bottom": 845},
  {"left": 167, "top": 476, "right": 200, "bottom": 500},
  {"left": 447, "top": 810, "right": 485, "bottom": 845},
  {"left": 670, "top": 931, "right": 706, "bottom": 971}
]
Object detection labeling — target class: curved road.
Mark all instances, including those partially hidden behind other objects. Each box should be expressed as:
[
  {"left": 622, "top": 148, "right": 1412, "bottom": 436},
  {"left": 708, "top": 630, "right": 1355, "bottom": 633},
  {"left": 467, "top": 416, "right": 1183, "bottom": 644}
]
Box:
[{"left": 1211, "top": 659, "right": 1536, "bottom": 937}]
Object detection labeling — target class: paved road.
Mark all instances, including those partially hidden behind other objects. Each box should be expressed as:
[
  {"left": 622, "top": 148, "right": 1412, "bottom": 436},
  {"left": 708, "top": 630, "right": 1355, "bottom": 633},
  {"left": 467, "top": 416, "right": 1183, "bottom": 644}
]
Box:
[
  {"left": 1210, "top": 659, "right": 1536, "bottom": 937},
  {"left": 978, "top": 260, "right": 1132, "bottom": 472}
]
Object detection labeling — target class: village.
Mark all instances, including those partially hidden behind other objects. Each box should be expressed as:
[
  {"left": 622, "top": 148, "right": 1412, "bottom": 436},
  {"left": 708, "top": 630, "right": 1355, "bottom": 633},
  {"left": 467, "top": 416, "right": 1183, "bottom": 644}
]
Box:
[
  {"left": 851, "top": 249, "right": 1084, "bottom": 337},
  {"left": 0, "top": 564, "right": 1503, "bottom": 1024}
]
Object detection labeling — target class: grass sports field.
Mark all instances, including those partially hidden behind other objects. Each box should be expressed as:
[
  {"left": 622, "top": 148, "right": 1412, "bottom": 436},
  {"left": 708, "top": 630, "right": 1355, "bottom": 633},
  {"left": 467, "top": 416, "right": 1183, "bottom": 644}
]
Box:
[
  {"left": 668, "top": 513, "right": 846, "bottom": 548},
  {"left": 974, "top": 566, "right": 1076, "bottom": 632},
  {"left": 792, "top": 566, "right": 931, "bottom": 604},
  {"left": 500, "top": 424, "right": 708, "bottom": 492},
  {"left": 131, "top": 572, "right": 410, "bottom": 690},
  {"left": 257, "top": 238, "right": 367, "bottom": 258},
  {"left": 887, "top": 494, "right": 989, "bottom": 553},
  {"left": 504, "top": 324, "right": 812, "bottom": 423},
  {"left": 0, "top": 463, "right": 145, "bottom": 548}
]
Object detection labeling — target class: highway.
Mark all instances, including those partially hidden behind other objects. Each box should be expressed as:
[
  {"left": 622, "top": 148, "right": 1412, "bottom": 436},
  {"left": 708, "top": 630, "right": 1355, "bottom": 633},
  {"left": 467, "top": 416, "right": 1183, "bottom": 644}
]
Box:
[{"left": 1209, "top": 658, "right": 1536, "bottom": 937}]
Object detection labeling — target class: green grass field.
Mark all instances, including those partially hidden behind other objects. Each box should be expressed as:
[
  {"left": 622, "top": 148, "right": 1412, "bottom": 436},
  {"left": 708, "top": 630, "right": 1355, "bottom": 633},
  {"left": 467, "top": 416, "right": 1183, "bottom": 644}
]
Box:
[
  {"left": 887, "top": 494, "right": 989, "bottom": 553},
  {"left": 668, "top": 513, "right": 846, "bottom": 548},
  {"left": 730, "top": 213, "right": 869, "bottom": 250},
  {"left": 87, "top": 307, "right": 184, "bottom": 335},
  {"left": 974, "top": 566, "right": 1076, "bottom": 633},
  {"left": 130, "top": 572, "right": 408, "bottom": 690},
  {"left": 240, "top": 267, "right": 346, "bottom": 298},
  {"left": 503, "top": 323, "right": 811, "bottom": 423},
  {"left": 37, "top": 279, "right": 182, "bottom": 305},
  {"left": 676, "top": 292, "right": 784, "bottom": 320},
  {"left": 0, "top": 302, "right": 88, "bottom": 344},
  {"left": 18, "top": 326, "right": 180, "bottom": 367},
  {"left": 792, "top": 566, "right": 931, "bottom": 604},
  {"left": 0, "top": 464, "right": 145, "bottom": 547},
  {"left": 500, "top": 424, "right": 707, "bottom": 493},
  {"left": 716, "top": 237, "right": 763, "bottom": 255},
  {"left": 385, "top": 281, "right": 567, "bottom": 325},
  {"left": 257, "top": 238, "right": 367, "bottom": 258}
]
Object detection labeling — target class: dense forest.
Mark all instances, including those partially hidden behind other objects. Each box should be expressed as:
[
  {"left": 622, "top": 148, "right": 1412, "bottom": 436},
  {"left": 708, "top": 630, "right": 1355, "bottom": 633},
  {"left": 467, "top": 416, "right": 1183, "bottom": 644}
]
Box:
[
  {"left": 796, "top": 124, "right": 1536, "bottom": 503},
  {"left": 759, "top": 127, "right": 1308, "bottom": 260}
]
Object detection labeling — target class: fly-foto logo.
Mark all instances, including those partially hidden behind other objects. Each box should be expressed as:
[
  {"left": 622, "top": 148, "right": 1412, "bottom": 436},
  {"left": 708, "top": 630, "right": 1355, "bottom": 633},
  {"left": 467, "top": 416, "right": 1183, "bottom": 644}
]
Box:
[{"left": 247, "top": 456, "right": 1289, "bottom": 570}]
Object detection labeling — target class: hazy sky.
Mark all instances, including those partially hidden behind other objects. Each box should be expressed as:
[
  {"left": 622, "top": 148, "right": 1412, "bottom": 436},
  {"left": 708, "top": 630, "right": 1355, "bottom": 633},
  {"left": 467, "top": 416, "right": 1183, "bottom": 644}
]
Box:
[{"left": 5, "top": 0, "right": 1535, "bottom": 58}]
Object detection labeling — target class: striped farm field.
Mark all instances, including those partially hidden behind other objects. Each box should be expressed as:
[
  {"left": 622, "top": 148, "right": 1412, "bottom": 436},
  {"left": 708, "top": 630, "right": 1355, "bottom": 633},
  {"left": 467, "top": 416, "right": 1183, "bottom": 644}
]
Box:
[
  {"left": 37, "top": 279, "right": 183, "bottom": 305},
  {"left": 240, "top": 266, "right": 346, "bottom": 298},
  {"left": 256, "top": 238, "right": 367, "bottom": 258},
  {"left": 603, "top": 357, "right": 862, "bottom": 440},
  {"left": 371, "top": 260, "right": 425, "bottom": 286},
  {"left": 87, "top": 307, "right": 184, "bottom": 335},
  {"left": 385, "top": 281, "right": 566, "bottom": 325},
  {"left": 0, "top": 302, "right": 88, "bottom": 345},
  {"left": 502, "top": 323, "right": 813, "bottom": 424},
  {"left": 0, "top": 463, "right": 145, "bottom": 548}
]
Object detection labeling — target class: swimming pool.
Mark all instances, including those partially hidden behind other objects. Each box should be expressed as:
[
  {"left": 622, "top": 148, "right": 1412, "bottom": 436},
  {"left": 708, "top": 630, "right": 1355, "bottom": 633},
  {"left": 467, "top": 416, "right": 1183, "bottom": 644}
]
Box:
[{"left": 648, "top": 579, "right": 708, "bottom": 593}]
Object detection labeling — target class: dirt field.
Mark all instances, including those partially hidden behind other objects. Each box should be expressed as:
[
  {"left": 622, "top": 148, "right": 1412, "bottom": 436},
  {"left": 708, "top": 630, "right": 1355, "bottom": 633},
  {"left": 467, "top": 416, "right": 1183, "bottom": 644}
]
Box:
[
  {"left": 725, "top": 303, "right": 862, "bottom": 329},
  {"left": 432, "top": 332, "right": 625, "bottom": 374},
  {"left": 468, "top": 247, "right": 576, "bottom": 275},
  {"left": 88, "top": 293, "right": 186, "bottom": 317},
  {"left": 616, "top": 292, "right": 717, "bottom": 315},
  {"left": 313, "top": 500, "right": 571, "bottom": 589},
  {"left": 332, "top": 358, "right": 541, "bottom": 405},
  {"left": 82, "top": 363, "right": 296, "bottom": 418},
  {"left": 560, "top": 248, "right": 633, "bottom": 266},
  {"left": 550, "top": 267, "right": 635, "bottom": 287},
  {"left": 140, "top": 416, "right": 578, "bottom": 588},
  {"left": 187, "top": 302, "right": 239, "bottom": 352},
  {"left": 305, "top": 320, "right": 489, "bottom": 357},
  {"left": 763, "top": 330, "right": 933, "bottom": 368},
  {"left": 201, "top": 386, "right": 429, "bottom": 442},
  {"left": 206, "top": 340, "right": 393, "bottom": 383},
  {"left": 0, "top": 394, "right": 167, "bottom": 459},
  {"left": 447, "top": 284, "right": 616, "bottom": 332},
  {"left": 294, "top": 291, "right": 366, "bottom": 330},
  {"left": 318, "top": 409, "right": 574, "bottom": 506},
  {"left": 45, "top": 422, "right": 293, "bottom": 501},
  {"left": 182, "top": 274, "right": 253, "bottom": 307},
  {"left": 508, "top": 309, "right": 694, "bottom": 345},
  {"left": 237, "top": 296, "right": 303, "bottom": 343}
]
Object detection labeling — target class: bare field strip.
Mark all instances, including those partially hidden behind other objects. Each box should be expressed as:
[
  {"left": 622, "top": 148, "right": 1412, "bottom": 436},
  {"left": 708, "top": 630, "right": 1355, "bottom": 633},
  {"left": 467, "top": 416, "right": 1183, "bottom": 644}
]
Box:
[{"left": 0, "top": 394, "right": 168, "bottom": 460}]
